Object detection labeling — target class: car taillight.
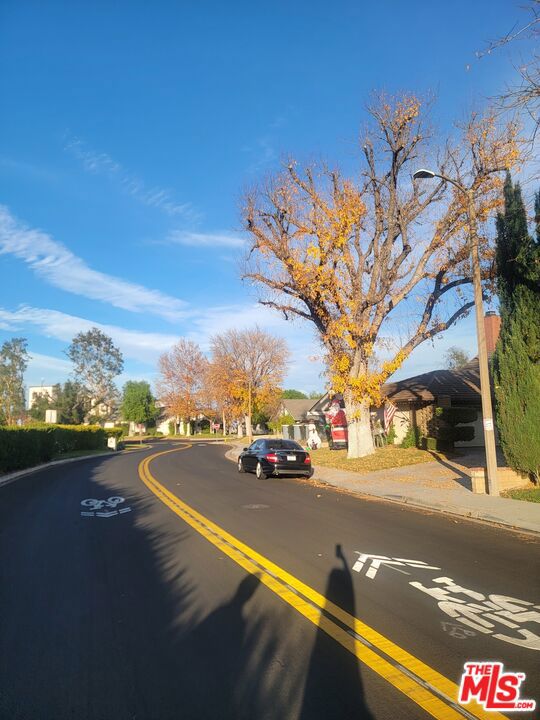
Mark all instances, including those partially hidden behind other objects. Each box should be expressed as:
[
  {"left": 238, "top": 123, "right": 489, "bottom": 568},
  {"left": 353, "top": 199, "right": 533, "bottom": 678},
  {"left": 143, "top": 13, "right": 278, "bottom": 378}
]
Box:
[
  {"left": 266, "top": 453, "right": 278, "bottom": 463},
  {"left": 304, "top": 454, "right": 311, "bottom": 464}
]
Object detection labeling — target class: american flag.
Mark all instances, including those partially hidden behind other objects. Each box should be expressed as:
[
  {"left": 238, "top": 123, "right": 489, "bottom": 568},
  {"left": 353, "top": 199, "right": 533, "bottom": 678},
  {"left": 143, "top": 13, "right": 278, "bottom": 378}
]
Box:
[{"left": 384, "top": 401, "right": 397, "bottom": 433}]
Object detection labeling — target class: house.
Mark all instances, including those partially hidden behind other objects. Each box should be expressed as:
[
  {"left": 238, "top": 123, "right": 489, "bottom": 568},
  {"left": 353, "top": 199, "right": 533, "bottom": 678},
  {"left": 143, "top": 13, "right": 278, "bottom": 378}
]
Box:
[
  {"left": 308, "top": 313, "right": 501, "bottom": 447},
  {"left": 380, "top": 358, "right": 485, "bottom": 445},
  {"left": 278, "top": 399, "right": 317, "bottom": 422},
  {"left": 380, "top": 312, "right": 501, "bottom": 447},
  {"left": 27, "top": 385, "right": 55, "bottom": 409}
]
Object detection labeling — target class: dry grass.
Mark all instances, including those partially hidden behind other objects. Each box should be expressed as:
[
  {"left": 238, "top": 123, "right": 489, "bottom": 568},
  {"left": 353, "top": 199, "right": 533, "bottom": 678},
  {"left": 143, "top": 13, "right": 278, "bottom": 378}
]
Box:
[{"left": 311, "top": 445, "right": 432, "bottom": 474}]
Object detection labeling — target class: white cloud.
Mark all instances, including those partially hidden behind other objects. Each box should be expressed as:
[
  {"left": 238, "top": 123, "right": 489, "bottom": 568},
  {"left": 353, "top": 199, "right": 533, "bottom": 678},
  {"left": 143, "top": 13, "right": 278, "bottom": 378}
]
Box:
[
  {"left": 0, "top": 302, "right": 328, "bottom": 392},
  {"left": 165, "top": 230, "right": 245, "bottom": 249},
  {"left": 0, "top": 205, "right": 190, "bottom": 322},
  {"left": 28, "top": 352, "right": 72, "bottom": 374},
  {"left": 65, "top": 137, "right": 194, "bottom": 219},
  {"left": 0, "top": 306, "right": 179, "bottom": 364}
]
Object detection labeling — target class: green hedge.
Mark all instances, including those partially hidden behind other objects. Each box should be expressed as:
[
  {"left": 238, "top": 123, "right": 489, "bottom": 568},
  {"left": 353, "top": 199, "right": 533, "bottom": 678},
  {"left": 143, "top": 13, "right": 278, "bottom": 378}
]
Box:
[
  {"left": 0, "top": 424, "right": 108, "bottom": 473},
  {"left": 435, "top": 407, "right": 478, "bottom": 425}
]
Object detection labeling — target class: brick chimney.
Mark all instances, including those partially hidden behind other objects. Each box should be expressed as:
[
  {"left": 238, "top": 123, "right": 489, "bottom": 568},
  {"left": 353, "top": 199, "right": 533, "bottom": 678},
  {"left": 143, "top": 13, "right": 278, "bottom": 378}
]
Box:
[{"left": 484, "top": 311, "right": 501, "bottom": 356}]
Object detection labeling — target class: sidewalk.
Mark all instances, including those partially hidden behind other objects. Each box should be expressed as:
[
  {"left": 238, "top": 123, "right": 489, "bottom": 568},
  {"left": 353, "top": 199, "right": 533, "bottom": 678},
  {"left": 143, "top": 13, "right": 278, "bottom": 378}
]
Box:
[{"left": 225, "top": 446, "right": 540, "bottom": 534}]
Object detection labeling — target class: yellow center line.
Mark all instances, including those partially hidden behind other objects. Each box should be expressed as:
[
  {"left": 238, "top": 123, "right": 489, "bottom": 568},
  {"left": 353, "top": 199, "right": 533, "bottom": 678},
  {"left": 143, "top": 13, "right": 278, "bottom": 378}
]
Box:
[{"left": 138, "top": 446, "right": 508, "bottom": 720}]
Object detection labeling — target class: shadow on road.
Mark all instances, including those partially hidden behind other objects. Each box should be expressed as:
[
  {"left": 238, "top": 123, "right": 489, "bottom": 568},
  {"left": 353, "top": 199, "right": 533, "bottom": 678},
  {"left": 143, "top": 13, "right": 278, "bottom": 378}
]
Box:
[
  {"left": 299, "top": 543, "right": 374, "bottom": 720},
  {"left": 1, "top": 453, "right": 374, "bottom": 719}
]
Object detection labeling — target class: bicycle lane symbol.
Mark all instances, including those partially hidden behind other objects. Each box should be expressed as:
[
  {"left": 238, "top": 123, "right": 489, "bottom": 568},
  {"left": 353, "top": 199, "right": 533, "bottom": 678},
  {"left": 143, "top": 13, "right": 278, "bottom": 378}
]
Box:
[
  {"left": 351, "top": 552, "right": 540, "bottom": 651},
  {"left": 80, "top": 496, "right": 132, "bottom": 518}
]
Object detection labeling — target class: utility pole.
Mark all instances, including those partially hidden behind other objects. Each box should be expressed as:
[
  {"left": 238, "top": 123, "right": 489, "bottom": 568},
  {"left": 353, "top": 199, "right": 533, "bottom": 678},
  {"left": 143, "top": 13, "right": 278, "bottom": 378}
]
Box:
[
  {"left": 465, "top": 188, "right": 499, "bottom": 495},
  {"left": 413, "top": 169, "right": 499, "bottom": 495}
]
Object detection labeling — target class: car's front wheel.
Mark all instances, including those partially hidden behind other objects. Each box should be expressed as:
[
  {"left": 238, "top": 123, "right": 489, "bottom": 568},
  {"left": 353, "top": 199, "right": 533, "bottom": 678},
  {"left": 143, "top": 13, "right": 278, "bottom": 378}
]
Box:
[
  {"left": 237, "top": 458, "right": 245, "bottom": 473},
  {"left": 256, "top": 461, "right": 268, "bottom": 480}
]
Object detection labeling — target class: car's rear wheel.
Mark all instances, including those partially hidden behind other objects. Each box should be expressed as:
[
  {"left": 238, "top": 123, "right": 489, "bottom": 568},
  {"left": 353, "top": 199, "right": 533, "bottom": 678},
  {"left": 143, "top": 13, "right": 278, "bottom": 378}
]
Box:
[
  {"left": 256, "top": 461, "right": 268, "bottom": 479},
  {"left": 237, "top": 458, "right": 245, "bottom": 473}
]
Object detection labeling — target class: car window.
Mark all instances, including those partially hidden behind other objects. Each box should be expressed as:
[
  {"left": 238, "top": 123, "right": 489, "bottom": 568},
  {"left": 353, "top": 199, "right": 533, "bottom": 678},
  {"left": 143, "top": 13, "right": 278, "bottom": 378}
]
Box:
[
  {"left": 266, "top": 439, "right": 303, "bottom": 451},
  {"left": 250, "top": 440, "right": 262, "bottom": 452}
]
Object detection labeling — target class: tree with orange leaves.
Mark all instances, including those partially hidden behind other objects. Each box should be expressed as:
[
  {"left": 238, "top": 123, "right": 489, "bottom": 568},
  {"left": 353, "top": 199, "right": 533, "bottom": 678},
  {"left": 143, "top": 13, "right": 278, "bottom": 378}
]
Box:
[
  {"left": 209, "top": 327, "right": 289, "bottom": 438},
  {"left": 156, "top": 338, "right": 208, "bottom": 435},
  {"left": 242, "top": 94, "right": 520, "bottom": 458},
  {"left": 204, "top": 358, "right": 241, "bottom": 437}
]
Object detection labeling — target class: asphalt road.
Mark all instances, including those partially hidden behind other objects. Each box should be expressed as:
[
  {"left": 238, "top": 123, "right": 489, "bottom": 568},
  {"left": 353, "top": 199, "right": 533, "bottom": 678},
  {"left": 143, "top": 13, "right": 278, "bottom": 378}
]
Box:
[{"left": 1, "top": 440, "right": 538, "bottom": 720}]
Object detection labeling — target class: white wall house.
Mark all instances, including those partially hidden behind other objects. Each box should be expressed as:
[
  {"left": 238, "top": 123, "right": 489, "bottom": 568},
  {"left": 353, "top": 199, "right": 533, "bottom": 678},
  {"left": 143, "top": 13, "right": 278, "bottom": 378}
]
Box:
[{"left": 27, "top": 385, "right": 55, "bottom": 409}]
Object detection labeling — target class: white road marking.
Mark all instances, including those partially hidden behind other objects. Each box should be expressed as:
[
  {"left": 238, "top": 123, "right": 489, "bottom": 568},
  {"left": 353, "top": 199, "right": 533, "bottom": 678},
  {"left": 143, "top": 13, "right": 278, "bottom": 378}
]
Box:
[
  {"left": 410, "top": 577, "right": 540, "bottom": 651},
  {"left": 81, "top": 496, "right": 125, "bottom": 510},
  {"left": 352, "top": 553, "right": 440, "bottom": 579}
]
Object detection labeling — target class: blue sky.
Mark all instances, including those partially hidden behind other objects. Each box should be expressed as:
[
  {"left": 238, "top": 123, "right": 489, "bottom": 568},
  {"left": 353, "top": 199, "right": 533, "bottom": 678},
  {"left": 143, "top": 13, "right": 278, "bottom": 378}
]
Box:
[{"left": 0, "top": 0, "right": 532, "bottom": 396}]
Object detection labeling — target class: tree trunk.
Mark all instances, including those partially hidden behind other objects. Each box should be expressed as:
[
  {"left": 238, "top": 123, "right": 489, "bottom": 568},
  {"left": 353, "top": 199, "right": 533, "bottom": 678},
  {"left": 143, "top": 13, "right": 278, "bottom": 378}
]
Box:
[
  {"left": 245, "top": 413, "right": 252, "bottom": 440},
  {"left": 344, "top": 395, "right": 375, "bottom": 459},
  {"left": 222, "top": 410, "right": 227, "bottom": 438}
]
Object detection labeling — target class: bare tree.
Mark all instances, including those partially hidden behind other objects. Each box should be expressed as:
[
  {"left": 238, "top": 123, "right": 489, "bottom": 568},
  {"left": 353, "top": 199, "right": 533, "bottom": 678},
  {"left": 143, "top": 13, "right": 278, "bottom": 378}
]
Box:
[
  {"left": 242, "top": 94, "right": 520, "bottom": 457},
  {"left": 156, "top": 339, "right": 208, "bottom": 435},
  {"left": 210, "top": 327, "right": 289, "bottom": 437},
  {"left": 477, "top": 0, "right": 539, "bottom": 139}
]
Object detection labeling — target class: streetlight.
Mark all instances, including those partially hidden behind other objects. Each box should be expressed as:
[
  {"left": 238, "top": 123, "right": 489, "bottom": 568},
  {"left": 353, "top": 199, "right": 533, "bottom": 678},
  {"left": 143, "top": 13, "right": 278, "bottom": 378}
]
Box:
[{"left": 413, "top": 169, "right": 499, "bottom": 496}]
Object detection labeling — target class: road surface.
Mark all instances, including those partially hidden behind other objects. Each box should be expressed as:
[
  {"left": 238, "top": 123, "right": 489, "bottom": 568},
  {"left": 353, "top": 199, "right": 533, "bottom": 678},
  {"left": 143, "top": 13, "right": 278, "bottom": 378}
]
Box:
[{"left": 1, "top": 440, "right": 538, "bottom": 719}]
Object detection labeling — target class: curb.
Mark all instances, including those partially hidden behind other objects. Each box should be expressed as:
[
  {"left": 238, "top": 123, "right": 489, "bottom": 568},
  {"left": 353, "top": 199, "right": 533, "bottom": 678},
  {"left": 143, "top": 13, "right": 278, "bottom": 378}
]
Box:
[
  {"left": 335, "top": 491, "right": 540, "bottom": 535},
  {"left": 223, "top": 445, "right": 539, "bottom": 535},
  {"left": 0, "top": 451, "right": 116, "bottom": 489}
]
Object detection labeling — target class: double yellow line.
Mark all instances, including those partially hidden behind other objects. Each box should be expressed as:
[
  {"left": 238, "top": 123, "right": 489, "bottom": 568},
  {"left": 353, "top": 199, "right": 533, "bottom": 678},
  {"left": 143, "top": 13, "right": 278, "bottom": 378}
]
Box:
[{"left": 139, "top": 446, "right": 507, "bottom": 720}]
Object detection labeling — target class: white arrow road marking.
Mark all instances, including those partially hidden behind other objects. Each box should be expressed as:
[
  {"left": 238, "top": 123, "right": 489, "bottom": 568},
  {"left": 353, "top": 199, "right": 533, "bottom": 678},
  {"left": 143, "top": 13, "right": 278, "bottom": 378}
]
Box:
[{"left": 352, "top": 553, "right": 441, "bottom": 579}]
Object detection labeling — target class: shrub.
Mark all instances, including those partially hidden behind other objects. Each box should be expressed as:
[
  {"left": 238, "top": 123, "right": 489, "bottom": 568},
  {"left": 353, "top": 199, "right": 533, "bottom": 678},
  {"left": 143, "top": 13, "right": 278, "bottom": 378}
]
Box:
[
  {"left": 421, "top": 433, "right": 475, "bottom": 451},
  {"left": 435, "top": 407, "right": 478, "bottom": 425},
  {"left": 386, "top": 425, "right": 397, "bottom": 444},
  {"left": 0, "top": 424, "right": 108, "bottom": 473},
  {"left": 400, "top": 424, "right": 420, "bottom": 448},
  {"left": 268, "top": 413, "right": 296, "bottom": 433}
]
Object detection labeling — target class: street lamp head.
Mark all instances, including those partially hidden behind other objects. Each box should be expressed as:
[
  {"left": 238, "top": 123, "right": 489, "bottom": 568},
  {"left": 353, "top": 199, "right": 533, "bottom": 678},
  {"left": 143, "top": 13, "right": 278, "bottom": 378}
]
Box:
[{"left": 413, "top": 169, "right": 436, "bottom": 180}]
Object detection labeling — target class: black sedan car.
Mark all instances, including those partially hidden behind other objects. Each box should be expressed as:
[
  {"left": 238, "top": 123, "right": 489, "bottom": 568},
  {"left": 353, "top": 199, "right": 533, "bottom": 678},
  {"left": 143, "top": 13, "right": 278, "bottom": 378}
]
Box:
[{"left": 238, "top": 438, "right": 314, "bottom": 479}]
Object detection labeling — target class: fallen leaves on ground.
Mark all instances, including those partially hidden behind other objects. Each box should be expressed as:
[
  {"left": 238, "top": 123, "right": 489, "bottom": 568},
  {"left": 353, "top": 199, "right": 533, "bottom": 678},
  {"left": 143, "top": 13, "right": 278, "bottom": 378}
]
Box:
[{"left": 311, "top": 445, "right": 432, "bottom": 474}]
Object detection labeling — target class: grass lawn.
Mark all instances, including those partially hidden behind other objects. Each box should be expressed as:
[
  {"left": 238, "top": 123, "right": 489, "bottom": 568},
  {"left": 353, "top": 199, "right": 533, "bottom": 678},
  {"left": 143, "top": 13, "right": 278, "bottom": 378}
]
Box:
[
  {"left": 311, "top": 444, "right": 432, "bottom": 474},
  {"left": 503, "top": 486, "right": 540, "bottom": 503}
]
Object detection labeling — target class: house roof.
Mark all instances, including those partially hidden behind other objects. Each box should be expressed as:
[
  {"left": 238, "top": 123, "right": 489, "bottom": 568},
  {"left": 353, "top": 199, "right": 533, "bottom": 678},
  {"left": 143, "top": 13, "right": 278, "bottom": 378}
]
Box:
[
  {"left": 382, "top": 359, "right": 481, "bottom": 403},
  {"left": 280, "top": 399, "right": 317, "bottom": 420}
]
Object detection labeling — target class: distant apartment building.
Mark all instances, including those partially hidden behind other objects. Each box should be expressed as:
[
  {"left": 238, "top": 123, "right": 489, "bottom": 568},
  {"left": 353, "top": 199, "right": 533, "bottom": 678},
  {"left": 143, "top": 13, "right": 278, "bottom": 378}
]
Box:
[{"left": 27, "top": 385, "right": 55, "bottom": 409}]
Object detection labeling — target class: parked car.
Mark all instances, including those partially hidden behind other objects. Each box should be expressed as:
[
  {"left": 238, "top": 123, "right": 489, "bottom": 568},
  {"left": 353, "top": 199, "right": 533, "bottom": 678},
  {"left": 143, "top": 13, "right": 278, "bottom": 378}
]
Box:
[{"left": 238, "top": 438, "right": 314, "bottom": 479}]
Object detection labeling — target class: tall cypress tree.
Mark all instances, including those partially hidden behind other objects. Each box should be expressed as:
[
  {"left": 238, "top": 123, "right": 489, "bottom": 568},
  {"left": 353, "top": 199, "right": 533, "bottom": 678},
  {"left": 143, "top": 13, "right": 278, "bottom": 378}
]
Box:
[{"left": 493, "top": 175, "right": 540, "bottom": 483}]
